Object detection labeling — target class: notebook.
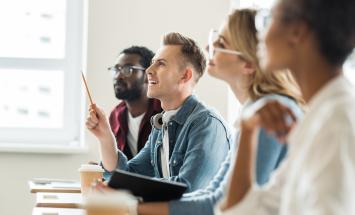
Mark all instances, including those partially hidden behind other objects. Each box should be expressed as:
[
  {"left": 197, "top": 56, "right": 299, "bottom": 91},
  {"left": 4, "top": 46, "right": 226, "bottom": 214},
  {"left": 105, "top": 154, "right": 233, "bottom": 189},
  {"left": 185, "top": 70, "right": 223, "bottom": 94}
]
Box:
[{"left": 108, "top": 169, "right": 187, "bottom": 202}]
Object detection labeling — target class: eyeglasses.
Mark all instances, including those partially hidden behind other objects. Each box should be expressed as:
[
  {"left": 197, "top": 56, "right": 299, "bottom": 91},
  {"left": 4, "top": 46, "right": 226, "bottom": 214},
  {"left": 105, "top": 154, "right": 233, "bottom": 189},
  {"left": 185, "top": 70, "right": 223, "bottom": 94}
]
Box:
[
  {"left": 255, "top": 9, "right": 272, "bottom": 34},
  {"left": 208, "top": 29, "right": 243, "bottom": 60},
  {"left": 108, "top": 65, "right": 146, "bottom": 77}
]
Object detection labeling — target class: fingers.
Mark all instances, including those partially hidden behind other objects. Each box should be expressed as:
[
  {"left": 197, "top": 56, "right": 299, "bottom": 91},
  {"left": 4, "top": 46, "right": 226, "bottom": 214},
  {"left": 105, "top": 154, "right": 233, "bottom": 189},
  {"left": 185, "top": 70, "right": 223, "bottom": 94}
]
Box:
[
  {"left": 266, "top": 101, "right": 290, "bottom": 133},
  {"left": 90, "top": 104, "right": 106, "bottom": 119},
  {"left": 91, "top": 180, "right": 104, "bottom": 193},
  {"left": 258, "top": 105, "right": 275, "bottom": 134},
  {"left": 255, "top": 100, "right": 297, "bottom": 143},
  {"left": 92, "top": 180, "right": 114, "bottom": 193},
  {"left": 88, "top": 161, "right": 99, "bottom": 165},
  {"left": 86, "top": 116, "right": 98, "bottom": 129},
  {"left": 90, "top": 103, "right": 97, "bottom": 111},
  {"left": 90, "top": 111, "right": 99, "bottom": 123},
  {"left": 86, "top": 104, "right": 105, "bottom": 130},
  {"left": 282, "top": 105, "right": 297, "bottom": 123}
]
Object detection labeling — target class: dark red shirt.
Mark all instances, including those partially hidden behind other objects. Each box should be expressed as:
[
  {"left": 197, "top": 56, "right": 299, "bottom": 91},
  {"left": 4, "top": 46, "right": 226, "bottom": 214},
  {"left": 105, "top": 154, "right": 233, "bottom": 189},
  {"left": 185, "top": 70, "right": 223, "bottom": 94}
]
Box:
[{"left": 109, "top": 99, "right": 162, "bottom": 160}]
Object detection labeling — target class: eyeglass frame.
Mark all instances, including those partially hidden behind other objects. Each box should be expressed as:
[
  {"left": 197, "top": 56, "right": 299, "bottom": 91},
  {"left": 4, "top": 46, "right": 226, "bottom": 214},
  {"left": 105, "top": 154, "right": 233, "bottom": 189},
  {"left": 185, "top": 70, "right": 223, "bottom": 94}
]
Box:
[
  {"left": 208, "top": 29, "right": 244, "bottom": 60},
  {"left": 107, "top": 65, "right": 146, "bottom": 77}
]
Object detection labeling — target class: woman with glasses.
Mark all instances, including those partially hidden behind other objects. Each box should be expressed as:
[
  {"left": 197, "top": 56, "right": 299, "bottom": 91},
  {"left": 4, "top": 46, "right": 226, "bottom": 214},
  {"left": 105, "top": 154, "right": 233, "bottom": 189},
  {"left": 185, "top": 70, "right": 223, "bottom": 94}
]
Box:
[
  {"left": 207, "top": 7, "right": 304, "bottom": 184},
  {"left": 218, "top": 0, "right": 355, "bottom": 214},
  {"left": 133, "top": 8, "right": 303, "bottom": 215}
]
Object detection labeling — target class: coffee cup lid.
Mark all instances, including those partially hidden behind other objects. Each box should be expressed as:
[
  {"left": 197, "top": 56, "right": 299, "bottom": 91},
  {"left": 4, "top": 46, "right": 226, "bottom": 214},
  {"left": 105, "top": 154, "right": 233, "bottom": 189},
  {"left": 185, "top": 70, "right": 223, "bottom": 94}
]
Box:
[{"left": 78, "top": 164, "right": 104, "bottom": 172}]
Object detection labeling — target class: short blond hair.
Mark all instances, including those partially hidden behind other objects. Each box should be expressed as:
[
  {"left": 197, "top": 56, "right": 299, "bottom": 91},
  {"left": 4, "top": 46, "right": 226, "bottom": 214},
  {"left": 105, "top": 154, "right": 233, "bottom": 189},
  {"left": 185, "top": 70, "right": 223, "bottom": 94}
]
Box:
[{"left": 162, "top": 32, "right": 206, "bottom": 82}]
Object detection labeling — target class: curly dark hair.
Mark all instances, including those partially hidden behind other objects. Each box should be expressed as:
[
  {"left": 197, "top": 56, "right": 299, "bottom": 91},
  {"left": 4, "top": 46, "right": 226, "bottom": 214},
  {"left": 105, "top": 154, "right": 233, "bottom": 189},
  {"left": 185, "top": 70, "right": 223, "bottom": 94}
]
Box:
[
  {"left": 120, "top": 46, "right": 155, "bottom": 69},
  {"left": 281, "top": 0, "right": 355, "bottom": 65}
]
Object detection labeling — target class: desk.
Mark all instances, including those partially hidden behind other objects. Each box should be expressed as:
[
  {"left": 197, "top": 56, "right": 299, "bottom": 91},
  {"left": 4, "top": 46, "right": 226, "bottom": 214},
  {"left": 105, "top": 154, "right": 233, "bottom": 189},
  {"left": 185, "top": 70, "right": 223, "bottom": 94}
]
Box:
[
  {"left": 29, "top": 180, "right": 81, "bottom": 193},
  {"left": 32, "top": 207, "right": 85, "bottom": 215},
  {"left": 36, "top": 192, "right": 83, "bottom": 208}
]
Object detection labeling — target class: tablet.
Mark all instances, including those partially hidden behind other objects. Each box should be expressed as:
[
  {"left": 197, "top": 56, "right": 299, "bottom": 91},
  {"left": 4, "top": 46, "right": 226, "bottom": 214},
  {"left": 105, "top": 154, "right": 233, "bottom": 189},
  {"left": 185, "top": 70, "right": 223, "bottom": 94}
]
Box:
[{"left": 108, "top": 169, "right": 187, "bottom": 202}]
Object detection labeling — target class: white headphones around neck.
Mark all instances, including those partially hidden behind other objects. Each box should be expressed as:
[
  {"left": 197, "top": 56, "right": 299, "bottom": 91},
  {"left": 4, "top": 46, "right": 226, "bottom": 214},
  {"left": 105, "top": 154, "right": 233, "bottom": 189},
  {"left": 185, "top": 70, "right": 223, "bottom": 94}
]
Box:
[{"left": 150, "top": 113, "right": 163, "bottom": 130}]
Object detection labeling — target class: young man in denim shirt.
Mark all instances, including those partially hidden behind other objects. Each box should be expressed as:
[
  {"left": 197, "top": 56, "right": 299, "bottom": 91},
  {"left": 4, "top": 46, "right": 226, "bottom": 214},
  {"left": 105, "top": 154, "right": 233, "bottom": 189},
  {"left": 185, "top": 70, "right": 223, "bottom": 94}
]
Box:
[{"left": 86, "top": 32, "right": 231, "bottom": 193}]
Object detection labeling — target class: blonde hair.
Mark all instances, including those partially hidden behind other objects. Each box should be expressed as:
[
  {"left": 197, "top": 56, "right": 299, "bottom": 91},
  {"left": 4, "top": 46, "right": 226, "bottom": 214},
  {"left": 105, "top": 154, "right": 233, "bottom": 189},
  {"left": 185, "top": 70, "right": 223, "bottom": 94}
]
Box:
[{"left": 227, "top": 9, "right": 304, "bottom": 104}]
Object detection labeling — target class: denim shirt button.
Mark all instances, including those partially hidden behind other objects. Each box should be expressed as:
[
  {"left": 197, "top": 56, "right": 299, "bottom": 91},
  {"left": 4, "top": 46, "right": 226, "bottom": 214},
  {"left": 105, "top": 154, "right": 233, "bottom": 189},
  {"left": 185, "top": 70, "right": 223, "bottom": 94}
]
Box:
[
  {"left": 151, "top": 160, "right": 154, "bottom": 165},
  {"left": 169, "top": 122, "right": 173, "bottom": 126},
  {"left": 173, "top": 160, "right": 177, "bottom": 165}
]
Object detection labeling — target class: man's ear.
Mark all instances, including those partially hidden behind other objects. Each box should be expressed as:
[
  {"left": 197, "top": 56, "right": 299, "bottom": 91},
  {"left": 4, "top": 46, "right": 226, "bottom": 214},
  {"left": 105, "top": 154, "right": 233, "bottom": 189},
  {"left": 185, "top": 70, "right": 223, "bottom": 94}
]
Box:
[{"left": 181, "top": 67, "right": 193, "bottom": 83}]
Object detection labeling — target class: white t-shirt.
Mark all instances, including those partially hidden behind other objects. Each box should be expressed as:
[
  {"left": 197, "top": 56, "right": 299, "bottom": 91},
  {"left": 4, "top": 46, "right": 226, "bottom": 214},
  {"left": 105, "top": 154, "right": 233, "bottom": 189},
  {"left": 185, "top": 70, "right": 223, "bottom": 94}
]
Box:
[
  {"left": 126, "top": 112, "right": 145, "bottom": 156},
  {"left": 161, "top": 108, "right": 180, "bottom": 178}
]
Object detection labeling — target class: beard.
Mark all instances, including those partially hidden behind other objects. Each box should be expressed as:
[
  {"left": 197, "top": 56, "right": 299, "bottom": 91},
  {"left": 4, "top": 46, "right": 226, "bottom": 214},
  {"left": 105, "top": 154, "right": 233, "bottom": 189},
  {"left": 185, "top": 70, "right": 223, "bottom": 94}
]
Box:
[
  {"left": 114, "top": 77, "right": 145, "bottom": 101},
  {"left": 115, "top": 87, "right": 143, "bottom": 101}
]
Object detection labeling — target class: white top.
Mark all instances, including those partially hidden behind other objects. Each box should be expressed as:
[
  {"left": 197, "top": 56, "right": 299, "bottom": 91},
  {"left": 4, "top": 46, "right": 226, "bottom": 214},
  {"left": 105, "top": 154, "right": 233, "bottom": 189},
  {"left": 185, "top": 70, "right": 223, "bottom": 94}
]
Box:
[
  {"left": 161, "top": 109, "right": 180, "bottom": 178},
  {"left": 127, "top": 112, "right": 145, "bottom": 156},
  {"left": 217, "top": 75, "right": 355, "bottom": 215}
]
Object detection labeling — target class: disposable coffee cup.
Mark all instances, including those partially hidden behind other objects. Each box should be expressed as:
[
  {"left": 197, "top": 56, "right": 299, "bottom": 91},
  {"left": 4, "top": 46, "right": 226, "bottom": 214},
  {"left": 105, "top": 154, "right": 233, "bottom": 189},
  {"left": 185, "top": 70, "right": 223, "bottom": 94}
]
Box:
[
  {"left": 84, "top": 191, "right": 137, "bottom": 215},
  {"left": 78, "top": 164, "right": 104, "bottom": 195}
]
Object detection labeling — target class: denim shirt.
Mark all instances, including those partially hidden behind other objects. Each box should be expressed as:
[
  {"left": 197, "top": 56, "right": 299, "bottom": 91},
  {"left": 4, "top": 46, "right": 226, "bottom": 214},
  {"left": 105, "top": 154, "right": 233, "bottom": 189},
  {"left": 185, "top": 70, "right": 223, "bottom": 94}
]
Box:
[
  {"left": 168, "top": 94, "right": 303, "bottom": 215},
  {"left": 105, "top": 95, "right": 232, "bottom": 193}
]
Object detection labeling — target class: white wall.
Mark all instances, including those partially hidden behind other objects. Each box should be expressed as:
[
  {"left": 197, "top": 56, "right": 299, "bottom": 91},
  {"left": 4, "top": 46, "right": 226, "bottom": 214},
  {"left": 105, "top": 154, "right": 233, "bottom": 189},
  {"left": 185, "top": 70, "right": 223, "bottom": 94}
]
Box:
[
  {"left": 86, "top": 0, "right": 231, "bottom": 115},
  {"left": 0, "top": 0, "right": 230, "bottom": 214}
]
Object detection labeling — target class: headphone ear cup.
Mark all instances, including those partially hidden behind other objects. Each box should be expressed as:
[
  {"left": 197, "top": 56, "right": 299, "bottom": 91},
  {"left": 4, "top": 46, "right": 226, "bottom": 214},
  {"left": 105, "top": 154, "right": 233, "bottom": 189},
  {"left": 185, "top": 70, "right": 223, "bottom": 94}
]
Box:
[{"left": 150, "top": 113, "right": 163, "bottom": 130}]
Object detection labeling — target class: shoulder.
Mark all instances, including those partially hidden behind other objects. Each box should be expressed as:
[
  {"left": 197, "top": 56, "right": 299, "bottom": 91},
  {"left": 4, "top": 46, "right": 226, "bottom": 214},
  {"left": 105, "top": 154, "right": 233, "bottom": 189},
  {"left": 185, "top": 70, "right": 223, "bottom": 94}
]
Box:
[
  {"left": 187, "top": 100, "right": 231, "bottom": 134},
  {"left": 109, "top": 101, "right": 127, "bottom": 123},
  {"left": 189, "top": 100, "right": 223, "bottom": 122},
  {"left": 111, "top": 101, "right": 126, "bottom": 114},
  {"left": 325, "top": 93, "right": 355, "bottom": 129}
]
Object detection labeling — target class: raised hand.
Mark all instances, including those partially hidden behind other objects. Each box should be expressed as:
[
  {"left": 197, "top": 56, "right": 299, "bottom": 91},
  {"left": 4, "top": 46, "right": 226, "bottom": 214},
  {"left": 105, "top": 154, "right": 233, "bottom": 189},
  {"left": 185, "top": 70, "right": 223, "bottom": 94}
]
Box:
[
  {"left": 241, "top": 99, "right": 297, "bottom": 143},
  {"left": 85, "top": 104, "right": 113, "bottom": 141}
]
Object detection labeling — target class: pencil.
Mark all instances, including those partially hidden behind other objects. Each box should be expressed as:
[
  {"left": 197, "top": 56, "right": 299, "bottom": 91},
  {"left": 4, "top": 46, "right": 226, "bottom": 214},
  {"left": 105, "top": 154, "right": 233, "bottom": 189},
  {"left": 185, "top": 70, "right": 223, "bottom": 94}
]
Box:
[{"left": 81, "top": 71, "right": 96, "bottom": 114}]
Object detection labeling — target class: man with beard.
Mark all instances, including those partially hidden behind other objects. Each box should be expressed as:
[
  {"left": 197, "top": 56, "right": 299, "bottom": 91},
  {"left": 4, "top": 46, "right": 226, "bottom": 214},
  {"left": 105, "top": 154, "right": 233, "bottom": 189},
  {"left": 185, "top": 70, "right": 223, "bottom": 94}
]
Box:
[{"left": 108, "top": 46, "right": 162, "bottom": 160}]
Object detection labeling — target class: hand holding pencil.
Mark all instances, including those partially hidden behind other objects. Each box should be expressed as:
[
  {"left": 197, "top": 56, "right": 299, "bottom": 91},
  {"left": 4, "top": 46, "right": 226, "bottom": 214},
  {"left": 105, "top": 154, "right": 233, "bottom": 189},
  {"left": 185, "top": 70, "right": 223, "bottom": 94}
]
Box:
[{"left": 82, "top": 71, "right": 112, "bottom": 140}]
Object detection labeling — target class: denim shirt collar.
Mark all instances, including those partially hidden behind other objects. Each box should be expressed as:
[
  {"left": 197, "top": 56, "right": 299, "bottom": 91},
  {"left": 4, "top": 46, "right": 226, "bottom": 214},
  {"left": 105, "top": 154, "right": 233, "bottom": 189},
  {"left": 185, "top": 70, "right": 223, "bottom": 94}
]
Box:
[{"left": 170, "top": 95, "right": 198, "bottom": 125}]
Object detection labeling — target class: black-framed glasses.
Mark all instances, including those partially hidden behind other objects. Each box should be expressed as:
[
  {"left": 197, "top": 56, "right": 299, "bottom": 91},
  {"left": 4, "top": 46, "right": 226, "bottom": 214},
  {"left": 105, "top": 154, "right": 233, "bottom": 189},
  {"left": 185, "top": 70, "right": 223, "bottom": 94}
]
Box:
[{"left": 108, "top": 65, "right": 146, "bottom": 77}]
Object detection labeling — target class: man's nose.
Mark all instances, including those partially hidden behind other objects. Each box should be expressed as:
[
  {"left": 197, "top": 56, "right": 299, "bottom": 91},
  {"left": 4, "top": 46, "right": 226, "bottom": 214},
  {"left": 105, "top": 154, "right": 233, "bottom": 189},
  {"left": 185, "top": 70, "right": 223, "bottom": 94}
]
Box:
[{"left": 115, "top": 71, "right": 125, "bottom": 80}]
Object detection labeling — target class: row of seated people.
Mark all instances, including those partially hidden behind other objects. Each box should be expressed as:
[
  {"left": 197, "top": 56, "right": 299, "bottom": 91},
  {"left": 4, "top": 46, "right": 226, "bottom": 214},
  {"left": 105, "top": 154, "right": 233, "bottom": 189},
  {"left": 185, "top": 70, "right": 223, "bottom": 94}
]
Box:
[{"left": 85, "top": 0, "right": 355, "bottom": 214}]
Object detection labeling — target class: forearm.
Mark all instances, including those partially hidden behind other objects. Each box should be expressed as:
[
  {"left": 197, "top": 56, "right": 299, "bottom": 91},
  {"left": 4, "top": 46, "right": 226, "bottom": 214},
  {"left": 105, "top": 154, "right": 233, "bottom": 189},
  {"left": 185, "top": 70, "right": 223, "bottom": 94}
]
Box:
[
  {"left": 99, "top": 133, "right": 119, "bottom": 172},
  {"left": 223, "top": 127, "right": 258, "bottom": 209},
  {"left": 138, "top": 202, "right": 169, "bottom": 215}
]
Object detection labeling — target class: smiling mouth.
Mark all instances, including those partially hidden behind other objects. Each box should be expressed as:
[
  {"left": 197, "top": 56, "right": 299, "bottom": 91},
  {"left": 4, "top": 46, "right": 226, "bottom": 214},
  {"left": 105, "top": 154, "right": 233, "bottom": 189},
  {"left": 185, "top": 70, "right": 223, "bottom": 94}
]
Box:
[{"left": 148, "top": 80, "right": 158, "bottom": 85}]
